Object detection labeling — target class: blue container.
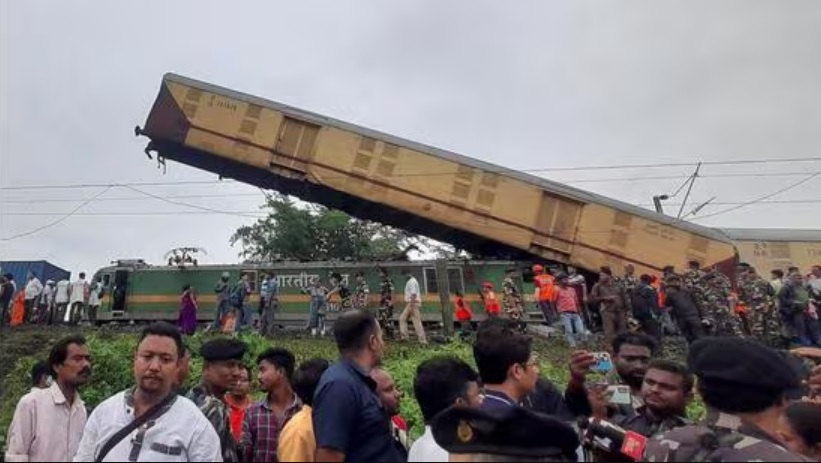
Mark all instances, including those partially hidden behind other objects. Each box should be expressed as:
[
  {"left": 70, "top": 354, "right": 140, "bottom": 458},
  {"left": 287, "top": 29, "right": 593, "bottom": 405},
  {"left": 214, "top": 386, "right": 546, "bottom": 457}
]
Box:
[{"left": 0, "top": 260, "right": 71, "bottom": 293}]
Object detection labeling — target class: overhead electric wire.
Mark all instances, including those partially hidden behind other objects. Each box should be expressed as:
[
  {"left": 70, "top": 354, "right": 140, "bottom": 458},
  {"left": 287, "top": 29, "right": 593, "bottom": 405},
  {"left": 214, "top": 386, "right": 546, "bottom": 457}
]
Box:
[
  {"left": 0, "top": 170, "right": 815, "bottom": 193},
  {"left": 0, "top": 187, "right": 113, "bottom": 241},
  {"left": 118, "top": 184, "right": 261, "bottom": 219},
  {"left": 689, "top": 170, "right": 821, "bottom": 221}
]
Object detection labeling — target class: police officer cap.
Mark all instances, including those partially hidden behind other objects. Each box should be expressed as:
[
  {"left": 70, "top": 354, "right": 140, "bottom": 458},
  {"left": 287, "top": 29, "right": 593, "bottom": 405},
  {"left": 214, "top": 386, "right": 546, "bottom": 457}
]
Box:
[
  {"left": 200, "top": 338, "right": 247, "bottom": 362},
  {"left": 432, "top": 406, "right": 580, "bottom": 460},
  {"left": 689, "top": 337, "right": 800, "bottom": 393}
]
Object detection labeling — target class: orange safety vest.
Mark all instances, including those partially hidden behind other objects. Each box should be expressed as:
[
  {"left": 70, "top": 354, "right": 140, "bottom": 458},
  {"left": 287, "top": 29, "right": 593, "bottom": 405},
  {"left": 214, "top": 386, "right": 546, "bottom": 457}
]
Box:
[
  {"left": 534, "top": 274, "right": 555, "bottom": 301},
  {"left": 651, "top": 280, "right": 664, "bottom": 307},
  {"left": 484, "top": 290, "right": 501, "bottom": 314}
]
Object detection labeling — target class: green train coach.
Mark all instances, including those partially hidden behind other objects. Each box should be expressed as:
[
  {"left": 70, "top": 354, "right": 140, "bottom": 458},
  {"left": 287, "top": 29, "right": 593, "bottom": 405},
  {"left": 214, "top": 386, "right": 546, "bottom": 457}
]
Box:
[{"left": 92, "top": 259, "right": 528, "bottom": 325}]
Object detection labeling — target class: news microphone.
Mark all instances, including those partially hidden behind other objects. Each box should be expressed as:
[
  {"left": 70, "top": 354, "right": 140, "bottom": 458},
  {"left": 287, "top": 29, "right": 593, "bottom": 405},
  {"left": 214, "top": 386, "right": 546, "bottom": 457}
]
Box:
[{"left": 577, "top": 417, "right": 647, "bottom": 461}]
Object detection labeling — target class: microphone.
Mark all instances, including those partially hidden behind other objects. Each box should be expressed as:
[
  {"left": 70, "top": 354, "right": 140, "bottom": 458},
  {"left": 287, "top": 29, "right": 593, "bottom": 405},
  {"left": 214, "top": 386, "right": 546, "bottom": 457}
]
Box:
[{"left": 578, "top": 417, "right": 648, "bottom": 461}]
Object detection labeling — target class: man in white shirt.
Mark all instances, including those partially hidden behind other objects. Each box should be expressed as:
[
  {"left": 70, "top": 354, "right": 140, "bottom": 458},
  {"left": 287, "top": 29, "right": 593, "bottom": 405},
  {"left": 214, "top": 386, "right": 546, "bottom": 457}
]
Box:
[
  {"left": 399, "top": 270, "right": 427, "bottom": 344},
  {"left": 87, "top": 277, "right": 103, "bottom": 325},
  {"left": 37, "top": 280, "right": 56, "bottom": 324},
  {"left": 6, "top": 335, "right": 92, "bottom": 462},
  {"left": 409, "top": 357, "right": 483, "bottom": 462},
  {"left": 24, "top": 272, "right": 44, "bottom": 323},
  {"left": 54, "top": 279, "right": 71, "bottom": 324},
  {"left": 74, "top": 322, "right": 221, "bottom": 462},
  {"left": 67, "top": 272, "right": 89, "bottom": 325}
]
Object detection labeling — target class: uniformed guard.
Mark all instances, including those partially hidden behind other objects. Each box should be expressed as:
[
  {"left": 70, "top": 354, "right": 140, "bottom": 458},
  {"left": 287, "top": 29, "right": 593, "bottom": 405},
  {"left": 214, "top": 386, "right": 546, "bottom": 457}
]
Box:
[
  {"left": 378, "top": 267, "right": 396, "bottom": 338},
  {"left": 643, "top": 337, "right": 812, "bottom": 462},
  {"left": 187, "top": 338, "right": 248, "bottom": 462},
  {"left": 738, "top": 267, "right": 782, "bottom": 347},
  {"left": 432, "top": 405, "right": 580, "bottom": 462},
  {"left": 502, "top": 268, "right": 526, "bottom": 333},
  {"left": 700, "top": 270, "right": 743, "bottom": 337}
]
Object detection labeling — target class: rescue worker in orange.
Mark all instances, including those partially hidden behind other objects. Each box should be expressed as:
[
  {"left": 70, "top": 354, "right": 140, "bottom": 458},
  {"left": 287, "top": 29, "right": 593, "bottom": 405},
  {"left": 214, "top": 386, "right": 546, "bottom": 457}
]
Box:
[
  {"left": 481, "top": 282, "right": 502, "bottom": 319},
  {"left": 533, "top": 265, "right": 556, "bottom": 325}
]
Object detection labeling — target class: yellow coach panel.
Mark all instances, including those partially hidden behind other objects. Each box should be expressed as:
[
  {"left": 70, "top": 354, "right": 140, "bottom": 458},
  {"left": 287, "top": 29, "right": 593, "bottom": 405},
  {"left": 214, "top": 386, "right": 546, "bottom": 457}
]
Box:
[{"left": 139, "top": 73, "right": 740, "bottom": 275}]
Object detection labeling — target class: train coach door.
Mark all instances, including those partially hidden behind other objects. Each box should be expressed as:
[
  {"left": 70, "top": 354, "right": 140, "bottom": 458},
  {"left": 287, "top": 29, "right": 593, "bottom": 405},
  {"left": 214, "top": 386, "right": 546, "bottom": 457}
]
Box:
[{"left": 111, "top": 269, "right": 131, "bottom": 316}]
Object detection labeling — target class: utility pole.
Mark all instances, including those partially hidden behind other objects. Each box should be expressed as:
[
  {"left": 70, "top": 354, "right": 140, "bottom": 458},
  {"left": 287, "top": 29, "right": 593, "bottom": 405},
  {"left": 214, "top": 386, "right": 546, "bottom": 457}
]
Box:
[
  {"left": 677, "top": 162, "right": 702, "bottom": 219},
  {"left": 435, "top": 259, "right": 454, "bottom": 337},
  {"left": 653, "top": 195, "right": 669, "bottom": 214}
]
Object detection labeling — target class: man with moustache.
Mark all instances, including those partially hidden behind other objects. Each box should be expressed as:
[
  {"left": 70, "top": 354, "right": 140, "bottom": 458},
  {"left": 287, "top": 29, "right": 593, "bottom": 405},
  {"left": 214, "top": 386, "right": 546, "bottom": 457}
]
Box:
[
  {"left": 6, "top": 335, "right": 92, "bottom": 462},
  {"left": 73, "top": 323, "right": 220, "bottom": 461},
  {"left": 187, "top": 338, "right": 248, "bottom": 462}
]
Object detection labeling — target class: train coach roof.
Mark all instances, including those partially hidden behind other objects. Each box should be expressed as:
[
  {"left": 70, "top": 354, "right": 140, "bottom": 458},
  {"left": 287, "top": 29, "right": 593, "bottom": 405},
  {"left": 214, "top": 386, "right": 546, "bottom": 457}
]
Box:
[
  {"left": 720, "top": 228, "right": 821, "bottom": 242},
  {"left": 162, "top": 73, "right": 735, "bottom": 245}
]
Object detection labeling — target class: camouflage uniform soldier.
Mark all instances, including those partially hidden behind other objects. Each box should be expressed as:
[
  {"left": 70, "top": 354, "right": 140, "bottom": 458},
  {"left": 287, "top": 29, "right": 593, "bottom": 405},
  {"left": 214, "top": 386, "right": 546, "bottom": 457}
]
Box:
[
  {"left": 738, "top": 268, "right": 781, "bottom": 346},
  {"left": 502, "top": 268, "right": 526, "bottom": 333},
  {"left": 700, "top": 270, "right": 743, "bottom": 337},
  {"left": 643, "top": 338, "right": 811, "bottom": 462},
  {"left": 353, "top": 272, "right": 370, "bottom": 310},
  {"left": 683, "top": 261, "right": 707, "bottom": 308},
  {"left": 378, "top": 268, "right": 396, "bottom": 338},
  {"left": 617, "top": 264, "right": 639, "bottom": 304},
  {"left": 187, "top": 338, "right": 247, "bottom": 462}
]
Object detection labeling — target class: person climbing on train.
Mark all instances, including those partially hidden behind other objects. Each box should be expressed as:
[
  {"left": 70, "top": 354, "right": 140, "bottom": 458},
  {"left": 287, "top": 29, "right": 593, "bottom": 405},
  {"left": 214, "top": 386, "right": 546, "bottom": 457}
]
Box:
[{"left": 326, "top": 272, "right": 352, "bottom": 312}]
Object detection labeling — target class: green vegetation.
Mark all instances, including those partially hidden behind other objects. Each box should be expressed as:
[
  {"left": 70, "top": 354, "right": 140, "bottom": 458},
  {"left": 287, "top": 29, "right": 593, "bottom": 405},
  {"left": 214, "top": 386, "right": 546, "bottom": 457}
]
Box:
[{"left": 0, "top": 330, "right": 703, "bottom": 445}]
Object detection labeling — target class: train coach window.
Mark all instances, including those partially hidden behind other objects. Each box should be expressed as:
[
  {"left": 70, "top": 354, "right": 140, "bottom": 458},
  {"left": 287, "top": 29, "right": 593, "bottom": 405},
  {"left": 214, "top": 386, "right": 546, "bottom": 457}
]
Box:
[
  {"left": 241, "top": 270, "right": 258, "bottom": 293},
  {"left": 423, "top": 267, "right": 465, "bottom": 294}
]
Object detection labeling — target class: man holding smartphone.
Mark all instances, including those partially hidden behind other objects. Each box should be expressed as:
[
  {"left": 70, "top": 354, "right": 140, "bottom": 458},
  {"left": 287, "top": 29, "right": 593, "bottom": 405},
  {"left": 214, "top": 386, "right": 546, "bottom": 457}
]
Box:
[{"left": 588, "top": 359, "right": 693, "bottom": 438}]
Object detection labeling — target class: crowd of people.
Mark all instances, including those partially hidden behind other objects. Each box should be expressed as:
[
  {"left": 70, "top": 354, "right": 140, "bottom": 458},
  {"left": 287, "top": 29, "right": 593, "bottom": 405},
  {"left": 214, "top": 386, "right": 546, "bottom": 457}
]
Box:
[
  {"left": 5, "top": 309, "right": 821, "bottom": 462},
  {"left": 0, "top": 271, "right": 103, "bottom": 328},
  {"left": 519, "top": 261, "right": 821, "bottom": 351}
]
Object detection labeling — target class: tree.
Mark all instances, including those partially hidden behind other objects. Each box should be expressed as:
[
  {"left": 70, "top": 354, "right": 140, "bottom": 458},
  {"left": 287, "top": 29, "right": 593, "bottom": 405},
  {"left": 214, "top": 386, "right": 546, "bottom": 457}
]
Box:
[{"left": 230, "top": 194, "right": 449, "bottom": 262}]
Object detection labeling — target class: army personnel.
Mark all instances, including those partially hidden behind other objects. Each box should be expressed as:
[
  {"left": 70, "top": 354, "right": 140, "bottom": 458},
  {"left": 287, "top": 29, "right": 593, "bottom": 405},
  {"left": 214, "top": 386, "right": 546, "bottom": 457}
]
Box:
[
  {"left": 432, "top": 405, "right": 580, "bottom": 462},
  {"left": 700, "top": 270, "right": 744, "bottom": 337},
  {"left": 644, "top": 337, "right": 811, "bottom": 462},
  {"left": 738, "top": 266, "right": 782, "bottom": 347},
  {"left": 378, "top": 267, "right": 396, "bottom": 338},
  {"left": 353, "top": 271, "right": 370, "bottom": 310},
  {"left": 186, "top": 338, "right": 248, "bottom": 462},
  {"left": 502, "top": 268, "right": 526, "bottom": 332}
]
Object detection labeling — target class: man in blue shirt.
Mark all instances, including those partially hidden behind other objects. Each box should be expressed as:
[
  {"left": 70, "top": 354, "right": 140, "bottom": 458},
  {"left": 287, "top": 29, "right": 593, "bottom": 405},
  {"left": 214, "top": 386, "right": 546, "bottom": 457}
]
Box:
[
  {"left": 473, "top": 318, "right": 540, "bottom": 410},
  {"left": 313, "top": 310, "right": 403, "bottom": 462}
]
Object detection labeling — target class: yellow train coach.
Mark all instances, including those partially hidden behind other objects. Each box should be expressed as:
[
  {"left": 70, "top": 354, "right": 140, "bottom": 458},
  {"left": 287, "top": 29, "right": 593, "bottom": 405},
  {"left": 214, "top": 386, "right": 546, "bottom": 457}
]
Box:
[
  {"left": 721, "top": 228, "right": 821, "bottom": 274},
  {"left": 137, "top": 74, "right": 739, "bottom": 276}
]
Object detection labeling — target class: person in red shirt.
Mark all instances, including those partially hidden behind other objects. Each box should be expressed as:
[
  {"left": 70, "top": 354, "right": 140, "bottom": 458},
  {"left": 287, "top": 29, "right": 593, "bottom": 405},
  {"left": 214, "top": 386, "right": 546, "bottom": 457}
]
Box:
[
  {"left": 455, "top": 291, "right": 474, "bottom": 339},
  {"left": 225, "top": 364, "right": 252, "bottom": 442},
  {"left": 481, "top": 282, "right": 502, "bottom": 319},
  {"left": 552, "top": 274, "right": 588, "bottom": 347},
  {"left": 533, "top": 265, "right": 557, "bottom": 325}
]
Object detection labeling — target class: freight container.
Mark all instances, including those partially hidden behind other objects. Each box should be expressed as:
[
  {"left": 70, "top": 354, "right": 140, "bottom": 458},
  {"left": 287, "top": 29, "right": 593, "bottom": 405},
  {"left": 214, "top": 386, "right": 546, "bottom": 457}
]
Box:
[{"left": 0, "top": 260, "right": 71, "bottom": 293}]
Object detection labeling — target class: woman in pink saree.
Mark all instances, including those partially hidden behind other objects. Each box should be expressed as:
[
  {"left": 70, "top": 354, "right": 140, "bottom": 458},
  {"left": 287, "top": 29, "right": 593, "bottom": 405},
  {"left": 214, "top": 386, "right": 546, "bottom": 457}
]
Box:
[{"left": 178, "top": 284, "right": 198, "bottom": 335}]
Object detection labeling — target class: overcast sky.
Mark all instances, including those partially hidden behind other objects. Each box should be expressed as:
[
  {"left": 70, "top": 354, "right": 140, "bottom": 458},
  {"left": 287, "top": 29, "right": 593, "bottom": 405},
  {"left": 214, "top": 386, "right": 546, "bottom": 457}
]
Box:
[{"left": 2, "top": 0, "right": 820, "bottom": 276}]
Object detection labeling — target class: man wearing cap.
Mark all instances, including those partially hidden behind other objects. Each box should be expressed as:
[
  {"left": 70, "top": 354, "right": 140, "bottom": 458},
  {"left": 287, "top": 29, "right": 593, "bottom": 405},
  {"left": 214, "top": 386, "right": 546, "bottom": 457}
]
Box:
[
  {"left": 186, "top": 338, "right": 248, "bottom": 462},
  {"left": 432, "top": 406, "right": 580, "bottom": 462},
  {"left": 643, "top": 337, "right": 811, "bottom": 462}
]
